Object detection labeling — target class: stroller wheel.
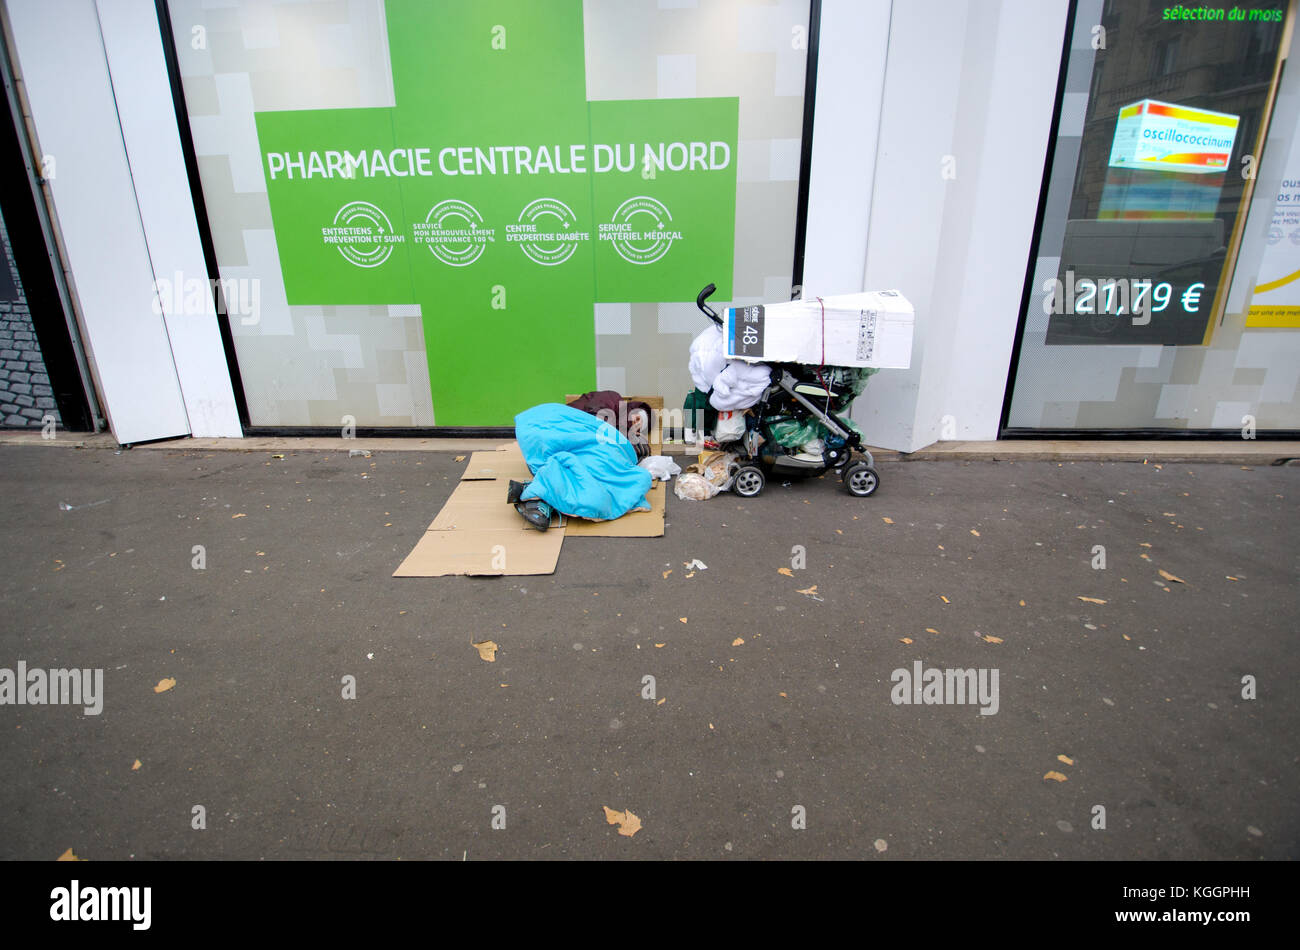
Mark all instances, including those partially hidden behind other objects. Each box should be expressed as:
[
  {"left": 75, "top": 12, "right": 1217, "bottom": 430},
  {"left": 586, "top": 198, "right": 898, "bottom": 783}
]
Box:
[
  {"left": 733, "top": 465, "right": 766, "bottom": 498},
  {"left": 843, "top": 462, "right": 879, "bottom": 497}
]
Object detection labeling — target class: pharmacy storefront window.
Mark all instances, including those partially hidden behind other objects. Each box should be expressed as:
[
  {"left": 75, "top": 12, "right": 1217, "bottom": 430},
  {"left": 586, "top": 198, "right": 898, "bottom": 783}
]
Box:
[
  {"left": 1005, "top": 0, "right": 1299, "bottom": 434},
  {"left": 163, "top": 0, "right": 812, "bottom": 429}
]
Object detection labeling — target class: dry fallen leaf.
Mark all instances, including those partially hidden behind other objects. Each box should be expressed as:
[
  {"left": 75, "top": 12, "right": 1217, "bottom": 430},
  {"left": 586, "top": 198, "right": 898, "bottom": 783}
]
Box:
[
  {"left": 1018, "top": 600, "right": 1026, "bottom": 607},
  {"left": 1157, "top": 569, "right": 1185, "bottom": 584},
  {"left": 454, "top": 455, "right": 466, "bottom": 462},
  {"left": 131, "top": 760, "right": 141, "bottom": 771},
  {"left": 882, "top": 517, "right": 894, "bottom": 524},
  {"left": 471, "top": 640, "right": 498, "bottom": 662},
  {"left": 1139, "top": 542, "right": 1152, "bottom": 548},
  {"left": 662, "top": 570, "right": 672, "bottom": 579},
  {"left": 900, "top": 637, "right": 913, "bottom": 644},
  {"left": 654, "top": 643, "right": 665, "bottom": 648},
  {"left": 603, "top": 807, "right": 642, "bottom": 837},
  {"left": 940, "top": 595, "right": 950, "bottom": 603},
  {"left": 56, "top": 848, "right": 82, "bottom": 862},
  {"left": 796, "top": 585, "right": 819, "bottom": 596},
  {"left": 656, "top": 698, "right": 665, "bottom": 706},
  {"left": 1077, "top": 596, "right": 1107, "bottom": 605},
  {"left": 231, "top": 513, "right": 246, "bottom": 519},
  {"left": 1043, "top": 771, "right": 1068, "bottom": 782},
  {"left": 732, "top": 637, "right": 744, "bottom": 646},
  {"left": 778, "top": 567, "right": 794, "bottom": 577},
  {"left": 679, "top": 617, "right": 688, "bottom": 624},
  {"left": 970, "top": 529, "right": 980, "bottom": 537},
  {"left": 1057, "top": 754, "right": 1074, "bottom": 765},
  {"left": 925, "top": 627, "right": 939, "bottom": 635},
  {"left": 1226, "top": 576, "right": 1238, "bottom": 581},
  {"left": 153, "top": 678, "right": 176, "bottom": 693},
  {"left": 779, "top": 692, "right": 787, "bottom": 698},
  {"left": 982, "top": 635, "right": 1003, "bottom": 644}
]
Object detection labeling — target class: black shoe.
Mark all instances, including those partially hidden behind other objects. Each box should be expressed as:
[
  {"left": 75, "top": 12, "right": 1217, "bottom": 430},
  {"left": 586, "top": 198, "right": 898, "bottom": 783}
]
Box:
[
  {"left": 506, "top": 479, "right": 529, "bottom": 505},
  {"left": 515, "top": 499, "right": 552, "bottom": 531}
]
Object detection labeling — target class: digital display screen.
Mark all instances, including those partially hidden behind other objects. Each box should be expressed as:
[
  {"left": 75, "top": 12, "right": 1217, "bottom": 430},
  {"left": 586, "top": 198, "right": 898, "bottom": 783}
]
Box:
[{"left": 1045, "top": 1, "right": 1286, "bottom": 346}]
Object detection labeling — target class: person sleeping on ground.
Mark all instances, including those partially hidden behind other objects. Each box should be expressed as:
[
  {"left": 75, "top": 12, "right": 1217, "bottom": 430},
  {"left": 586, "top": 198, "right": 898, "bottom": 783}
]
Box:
[{"left": 507, "top": 393, "right": 654, "bottom": 531}]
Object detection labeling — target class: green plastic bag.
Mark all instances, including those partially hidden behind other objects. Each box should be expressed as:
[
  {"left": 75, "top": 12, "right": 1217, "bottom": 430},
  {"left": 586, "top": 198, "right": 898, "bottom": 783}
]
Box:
[
  {"left": 768, "top": 412, "right": 863, "bottom": 449},
  {"left": 769, "top": 418, "right": 825, "bottom": 448}
]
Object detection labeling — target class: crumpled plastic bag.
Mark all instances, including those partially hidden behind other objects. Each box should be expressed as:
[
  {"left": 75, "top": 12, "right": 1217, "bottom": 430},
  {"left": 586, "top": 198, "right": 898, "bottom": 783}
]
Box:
[
  {"left": 693, "top": 451, "right": 740, "bottom": 487},
  {"left": 688, "top": 325, "right": 728, "bottom": 393},
  {"left": 674, "top": 472, "right": 721, "bottom": 501},
  {"left": 674, "top": 451, "right": 741, "bottom": 501},
  {"left": 709, "top": 360, "right": 771, "bottom": 411},
  {"left": 769, "top": 414, "right": 866, "bottom": 449},
  {"left": 638, "top": 455, "right": 682, "bottom": 481}
]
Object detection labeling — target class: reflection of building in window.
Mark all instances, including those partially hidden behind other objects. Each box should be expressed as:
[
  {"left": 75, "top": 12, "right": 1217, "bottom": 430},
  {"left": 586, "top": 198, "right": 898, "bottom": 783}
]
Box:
[{"left": 1150, "top": 36, "right": 1181, "bottom": 77}]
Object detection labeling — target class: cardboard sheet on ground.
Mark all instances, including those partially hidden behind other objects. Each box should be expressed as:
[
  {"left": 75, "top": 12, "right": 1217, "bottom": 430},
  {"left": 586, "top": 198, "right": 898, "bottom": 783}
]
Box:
[
  {"left": 394, "top": 431, "right": 665, "bottom": 577},
  {"left": 462, "top": 443, "right": 531, "bottom": 481},
  {"left": 392, "top": 524, "right": 566, "bottom": 577}
]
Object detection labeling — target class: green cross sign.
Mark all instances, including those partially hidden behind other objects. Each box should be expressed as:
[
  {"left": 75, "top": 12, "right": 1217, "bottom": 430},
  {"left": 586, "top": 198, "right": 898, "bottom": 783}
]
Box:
[{"left": 254, "top": 0, "right": 738, "bottom": 425}]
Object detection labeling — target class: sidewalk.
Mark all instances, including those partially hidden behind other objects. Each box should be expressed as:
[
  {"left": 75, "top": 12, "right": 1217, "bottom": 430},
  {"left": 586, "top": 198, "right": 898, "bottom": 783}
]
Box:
[
  {"left": 3, "top": 428, "right": 1297, "bottom": 465},
  {"left": 0, "top": 441, "right": 1296, "bottom": 859}
]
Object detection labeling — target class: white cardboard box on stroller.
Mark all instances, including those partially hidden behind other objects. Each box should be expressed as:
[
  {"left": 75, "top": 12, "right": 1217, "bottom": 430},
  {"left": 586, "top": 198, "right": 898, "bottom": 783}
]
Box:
[{"left": 723, "top": 290, "right": 914, "bottom": 369}]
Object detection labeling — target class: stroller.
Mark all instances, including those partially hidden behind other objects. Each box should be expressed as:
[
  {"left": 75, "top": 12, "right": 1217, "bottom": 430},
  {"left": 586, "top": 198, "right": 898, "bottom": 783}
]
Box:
[{"left": 694, "top": 283, "right": 880, "bottom": 499}]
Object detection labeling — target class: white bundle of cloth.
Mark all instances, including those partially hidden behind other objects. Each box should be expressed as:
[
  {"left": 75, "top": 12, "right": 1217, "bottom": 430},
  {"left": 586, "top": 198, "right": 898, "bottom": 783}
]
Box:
[
  {"left": 687, "top": 325, "right": 772, "bottom": 411},
  {"left": 688, "top": 325, "right": 727, "bottom": 393},
  {"left": 710, "top": 360, "right": 771, "bottom": 410}
]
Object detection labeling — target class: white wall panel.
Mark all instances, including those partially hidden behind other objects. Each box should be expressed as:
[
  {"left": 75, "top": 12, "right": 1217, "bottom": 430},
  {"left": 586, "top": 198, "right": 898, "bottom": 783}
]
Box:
[{"left": 96, "top": 0, "right": 241, "bottom": 438}]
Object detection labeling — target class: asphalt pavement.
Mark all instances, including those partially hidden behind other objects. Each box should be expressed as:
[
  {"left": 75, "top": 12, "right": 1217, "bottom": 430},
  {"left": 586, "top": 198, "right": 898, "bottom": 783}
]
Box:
[{"left": 0, "top": 443, "right": 1296, "bottom": 860}]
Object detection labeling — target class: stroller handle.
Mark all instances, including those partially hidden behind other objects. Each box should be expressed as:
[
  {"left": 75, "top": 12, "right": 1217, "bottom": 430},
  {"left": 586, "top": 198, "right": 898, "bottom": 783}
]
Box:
[{"left": 696, "top": 283, "right": 723, "bottom": 327}]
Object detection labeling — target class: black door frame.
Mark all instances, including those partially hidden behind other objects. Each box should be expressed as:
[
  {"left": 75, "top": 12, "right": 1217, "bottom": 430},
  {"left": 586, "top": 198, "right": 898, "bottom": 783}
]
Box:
[{"left": 0, "top": 31, "right": 96, "bottom": 433}]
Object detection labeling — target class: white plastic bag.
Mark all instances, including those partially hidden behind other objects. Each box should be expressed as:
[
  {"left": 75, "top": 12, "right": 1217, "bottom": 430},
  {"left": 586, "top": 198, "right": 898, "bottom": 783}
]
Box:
[
  {"left": 638, "top": 455, "right": 682, "bottom": 481},
  {"left": 714, "top": 410, "right": 746, "bottom": 443},
  {"left": 675, "top": 451, "right": 739, "bottom": 501},
  {"left": 674, "top": 472, "right": 722, "bottom": 501}
]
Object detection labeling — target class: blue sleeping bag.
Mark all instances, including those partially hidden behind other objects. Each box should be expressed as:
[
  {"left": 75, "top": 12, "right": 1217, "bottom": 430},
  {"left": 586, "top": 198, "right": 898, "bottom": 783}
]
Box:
[{"left": 515, "top": 403, "right": 653, "bottom": 521}]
